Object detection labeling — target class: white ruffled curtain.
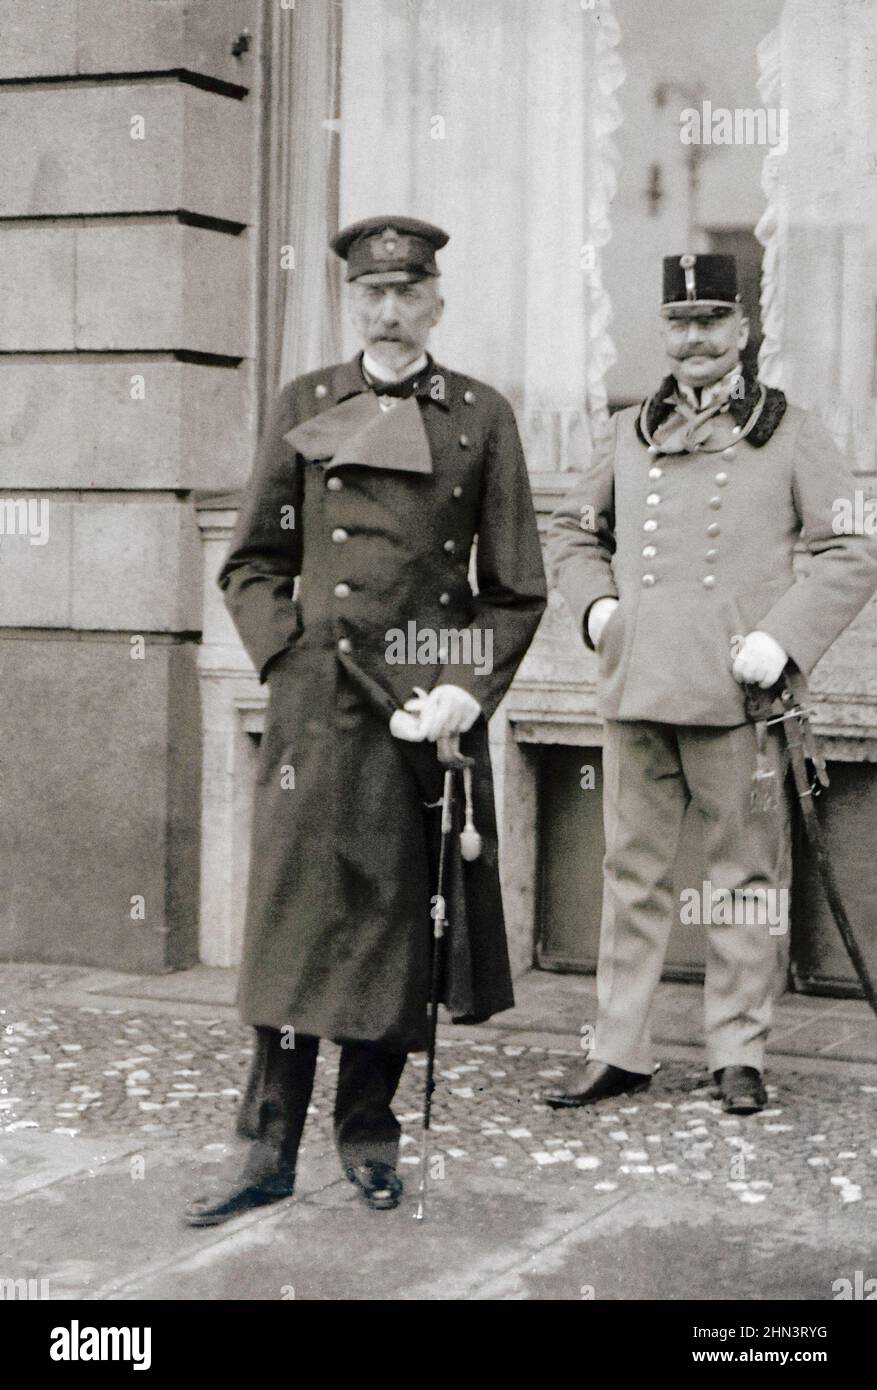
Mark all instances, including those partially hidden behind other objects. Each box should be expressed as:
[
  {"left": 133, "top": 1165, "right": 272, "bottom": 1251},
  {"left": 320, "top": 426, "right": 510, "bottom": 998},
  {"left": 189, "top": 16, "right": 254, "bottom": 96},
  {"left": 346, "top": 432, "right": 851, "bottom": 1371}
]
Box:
[
  {"left": 337, "top": 0, "right": 625, "bottom": 472},
  {"left": 756, "top": 0, "right": 877, "bottom": 468}
]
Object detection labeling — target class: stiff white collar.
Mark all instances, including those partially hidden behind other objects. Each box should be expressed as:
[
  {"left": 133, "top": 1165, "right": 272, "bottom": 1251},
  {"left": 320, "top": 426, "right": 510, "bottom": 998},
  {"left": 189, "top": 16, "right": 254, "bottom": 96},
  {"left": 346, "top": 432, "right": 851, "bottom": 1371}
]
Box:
[{"left": 362, "top": 350, "right": 429, "bottom": 385}]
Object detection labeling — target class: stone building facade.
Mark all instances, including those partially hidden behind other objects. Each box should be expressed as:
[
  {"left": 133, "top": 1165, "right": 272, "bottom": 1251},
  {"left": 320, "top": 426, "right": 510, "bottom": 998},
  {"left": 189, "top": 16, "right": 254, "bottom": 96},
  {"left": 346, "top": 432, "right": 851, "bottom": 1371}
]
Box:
[{"left": 0, "top": 0, "right": 261, "bottom": 970}]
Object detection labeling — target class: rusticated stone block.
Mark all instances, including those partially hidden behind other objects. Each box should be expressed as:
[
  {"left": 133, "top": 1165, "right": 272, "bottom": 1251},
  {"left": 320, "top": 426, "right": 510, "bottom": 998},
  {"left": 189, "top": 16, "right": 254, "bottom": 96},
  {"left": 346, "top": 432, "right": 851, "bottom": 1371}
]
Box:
[
  {"left": 0, "top": 0, "right": 259, "bottom": 87},
  {"left": 0, "top": 496, "right": 72, "bottom": 626},
  {"left": 71, "top": 497, "right": 202, "bottom": 631},
  {"left": 0, "top": 229, "right": 77, "bottom": 351},
  {"left": 77, "top": 0, "right": 259, "bottom": 86},
  {"left": 0, "top": 635, "right": 200, "bottom": 970},
  {"left": 0, "top": 0, "right": 76, "bottom": 78},
  {"left": 0, "top": 360, "right": 253, "bottom": 491},
  {"left": 0, "top": 497, "right": 201, "bottom": 632},
  {"left": 74, "top": 223, "right": 253, "bottom": 357},
  {"left": 0, "top": 224, "right": 252, "bottom": 357},
  {"left": 0, "top": 82, "right": 253, "bottom": 224}
]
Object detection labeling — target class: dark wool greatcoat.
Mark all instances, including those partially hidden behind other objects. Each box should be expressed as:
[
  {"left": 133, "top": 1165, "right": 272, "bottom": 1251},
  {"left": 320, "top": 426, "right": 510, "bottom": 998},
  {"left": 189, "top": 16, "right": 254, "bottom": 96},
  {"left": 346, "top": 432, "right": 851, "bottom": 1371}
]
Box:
[{"left": 219, "top": 354, "right": 546, "bottom": 1052}]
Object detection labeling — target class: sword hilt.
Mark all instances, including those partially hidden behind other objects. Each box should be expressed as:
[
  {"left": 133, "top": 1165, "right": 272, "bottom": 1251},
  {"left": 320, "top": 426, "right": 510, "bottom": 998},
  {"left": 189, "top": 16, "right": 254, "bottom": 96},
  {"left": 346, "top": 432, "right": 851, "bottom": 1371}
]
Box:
[
  {"left": 436, "top": 733, "right": 474, "bottom": 769},
  {"left": 743, "top": 677, "right": 830, "bottom": 808}
]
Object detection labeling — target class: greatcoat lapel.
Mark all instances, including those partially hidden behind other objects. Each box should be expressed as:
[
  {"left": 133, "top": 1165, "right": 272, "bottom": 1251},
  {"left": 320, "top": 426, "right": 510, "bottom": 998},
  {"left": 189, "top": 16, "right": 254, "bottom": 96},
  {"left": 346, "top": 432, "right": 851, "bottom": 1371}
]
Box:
[{"left": 284, "top": 391, "right": 433, "bottom": 474}]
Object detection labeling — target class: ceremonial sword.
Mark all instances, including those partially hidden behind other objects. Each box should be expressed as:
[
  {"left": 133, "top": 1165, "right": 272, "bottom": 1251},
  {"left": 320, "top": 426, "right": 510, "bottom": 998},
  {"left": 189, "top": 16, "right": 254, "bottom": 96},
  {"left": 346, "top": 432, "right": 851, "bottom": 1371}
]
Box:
[{"left": 744, "top": 676, "right": 877, "bottom": 1020}]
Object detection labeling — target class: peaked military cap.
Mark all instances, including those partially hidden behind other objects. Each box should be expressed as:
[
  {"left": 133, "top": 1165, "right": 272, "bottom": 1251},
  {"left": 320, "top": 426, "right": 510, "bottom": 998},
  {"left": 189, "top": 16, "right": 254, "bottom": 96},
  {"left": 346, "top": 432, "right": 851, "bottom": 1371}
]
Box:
[
  {"left": 661, "top": 253, "right": 741, "bottom": 318},
  {"left": 331, "top": 215, "right": 449, "bottom": 283}
]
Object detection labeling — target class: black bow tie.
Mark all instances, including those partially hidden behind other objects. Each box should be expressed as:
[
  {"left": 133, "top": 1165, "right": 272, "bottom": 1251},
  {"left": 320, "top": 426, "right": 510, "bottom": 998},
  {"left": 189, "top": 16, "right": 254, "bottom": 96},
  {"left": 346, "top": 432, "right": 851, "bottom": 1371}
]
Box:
[{"left": 361, "top": 361, "right": 424, "bottom": 398}]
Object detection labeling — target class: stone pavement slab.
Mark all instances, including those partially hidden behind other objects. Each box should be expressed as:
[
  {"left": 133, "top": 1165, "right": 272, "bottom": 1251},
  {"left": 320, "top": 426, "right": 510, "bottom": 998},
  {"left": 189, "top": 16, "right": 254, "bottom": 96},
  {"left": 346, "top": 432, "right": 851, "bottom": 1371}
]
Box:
[
  {"left": 6, "top": 1142, "right": 873, "bottom": 1301},
  {"left": 2, "top": 963, "right": 877, "bottom": 1300},
  {"left": 0, "top": 1130, "right": 139, "bottom": 1201},
  {"left": 6, "top": 960, "right": 873, "bottom": 1060}
]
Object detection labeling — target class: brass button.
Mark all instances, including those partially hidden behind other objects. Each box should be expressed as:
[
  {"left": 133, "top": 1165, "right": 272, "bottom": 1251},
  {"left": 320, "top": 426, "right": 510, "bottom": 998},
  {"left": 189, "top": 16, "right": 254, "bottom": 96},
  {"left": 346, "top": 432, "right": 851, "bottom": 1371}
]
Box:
[
  {"left": 702, "top": 575, "right": 716, "bottom": 588},
  {"left": 709, "top": 496, "right": 722, "bottom": 510},
  {"left": 642, "top": 544, "right": 657, "bottom": 559},
  {"left": 464, "top": 389, "right": 476, "bottom": 404},
  {"left": 642, "top": 573, "right": 656, "bottom": 587},
  {"left": 443, "top": 539, "right": 456, "bottom": 553},
  {"left": 326, "top": 476, "right": 343, "bottom": 491},
  {"left": 337, "top": 637, "right": 352, "bottom": 654},
  {"left": 334, "top": 582, "right": 351, "bottom": 599},
  {"left": 707, "top": 522, "right": 721, "bottom": 537},
  {"left": 315, "top": 384, "right": 328, "bottom": 398},
  {"left": 459, "top": 434, "right": 470, "bottom": 448},
  {"left": 705, "top": 548, "right": 718, "bottom": 561},
  {"left": 715, "top": 472, "right": 729, "bottom": 486},
  {"left": 331, "top": 528, "right": 348, "bottom": 543},
  {"left": 646, "top": 493, "right": 661, "bottom": 506},
  {"left": 648, "top": 466, "right": 663, "bottom": 480},
  {"left": 439, "top": 592, "right": 451, "bottom": 606},
  {"left": 452, "top": 485, "right": 463, "bottom": 499},
  {"left": 643, "top": 519, "right": 658, "bottom": 533}
]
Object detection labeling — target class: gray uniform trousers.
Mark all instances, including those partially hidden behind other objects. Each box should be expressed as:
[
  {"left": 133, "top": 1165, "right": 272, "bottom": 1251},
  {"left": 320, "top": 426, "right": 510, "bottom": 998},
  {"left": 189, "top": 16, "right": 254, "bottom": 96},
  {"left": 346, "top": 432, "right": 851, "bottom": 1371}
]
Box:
[{"left": 593, "top": 718, "right": 790, "bottom": 1076}]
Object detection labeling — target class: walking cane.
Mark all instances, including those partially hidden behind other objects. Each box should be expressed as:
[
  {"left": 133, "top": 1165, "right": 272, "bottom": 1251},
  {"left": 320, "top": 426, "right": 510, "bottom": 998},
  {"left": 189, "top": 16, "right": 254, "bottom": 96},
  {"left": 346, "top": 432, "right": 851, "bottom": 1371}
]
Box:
[{"left": 413, "top": 734, "right": 482, "bottom": 1221}]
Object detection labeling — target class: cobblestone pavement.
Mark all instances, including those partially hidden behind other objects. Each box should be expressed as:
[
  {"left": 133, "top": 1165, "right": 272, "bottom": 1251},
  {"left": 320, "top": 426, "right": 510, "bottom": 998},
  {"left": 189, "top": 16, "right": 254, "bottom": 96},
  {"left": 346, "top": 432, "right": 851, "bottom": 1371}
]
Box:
[{"left": 4, "top": 968, "right": 877, "bottom": 1222}]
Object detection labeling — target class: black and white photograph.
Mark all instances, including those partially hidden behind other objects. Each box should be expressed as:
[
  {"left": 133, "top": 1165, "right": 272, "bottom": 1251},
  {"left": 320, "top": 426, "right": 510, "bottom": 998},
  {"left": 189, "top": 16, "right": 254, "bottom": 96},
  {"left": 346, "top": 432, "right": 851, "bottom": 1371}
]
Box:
[{"left": 2, "top": 0, "right": 877, "bottom": 1336}]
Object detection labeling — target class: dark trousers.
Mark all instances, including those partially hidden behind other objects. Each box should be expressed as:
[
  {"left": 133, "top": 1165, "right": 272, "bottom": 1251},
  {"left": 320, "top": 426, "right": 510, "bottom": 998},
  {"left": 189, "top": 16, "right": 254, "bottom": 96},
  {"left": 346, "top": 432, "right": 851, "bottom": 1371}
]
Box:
[{"left": 237, "top": 1027, "right": 407, "bottom": 1177}]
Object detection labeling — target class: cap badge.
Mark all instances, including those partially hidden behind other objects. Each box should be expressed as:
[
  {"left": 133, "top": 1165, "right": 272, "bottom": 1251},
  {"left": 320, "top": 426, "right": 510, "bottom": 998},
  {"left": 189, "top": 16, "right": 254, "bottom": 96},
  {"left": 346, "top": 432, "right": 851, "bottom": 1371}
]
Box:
[
  {"left": 680, "top": 253, "right": 697, "bottom": 301},
  {"left": 371, "top": 227, "right": 405, "bottom": 259}
]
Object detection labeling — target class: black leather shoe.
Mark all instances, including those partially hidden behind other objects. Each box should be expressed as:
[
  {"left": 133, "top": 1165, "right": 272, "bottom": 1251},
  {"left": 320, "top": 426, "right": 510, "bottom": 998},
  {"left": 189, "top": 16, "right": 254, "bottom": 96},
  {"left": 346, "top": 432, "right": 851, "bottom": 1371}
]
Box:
[
  {"left": 345, "top": 1160, "right": 403, "bottom": 1211},
  {"left": 713, "top": 1066, "right": 767, "bottom": 1115},
  {"left": 544, "top": 1060, "right": 652, "bottom": 1109},
  {"left": 184, "top": 1167, "right": 295, "bottom": 1228}
]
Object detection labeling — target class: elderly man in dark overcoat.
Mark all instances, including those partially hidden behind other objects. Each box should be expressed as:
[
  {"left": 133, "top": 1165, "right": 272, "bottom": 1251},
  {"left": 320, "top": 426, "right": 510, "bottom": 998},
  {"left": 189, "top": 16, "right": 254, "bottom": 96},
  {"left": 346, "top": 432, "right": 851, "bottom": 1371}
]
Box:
[
  {"left": 186, "top": 217, "right": 546, "bottom": 1225},
  {"left": 545, "top": 253, "right": 877, "bottom": 1116}
]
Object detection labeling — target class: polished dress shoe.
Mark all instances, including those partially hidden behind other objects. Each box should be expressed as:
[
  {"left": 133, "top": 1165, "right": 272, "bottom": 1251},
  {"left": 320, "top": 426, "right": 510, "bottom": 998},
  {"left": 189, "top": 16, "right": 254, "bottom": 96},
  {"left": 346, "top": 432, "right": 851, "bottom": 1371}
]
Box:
[
  {"left": 712, "top": 1065, "right": 767, "bottom": 1115},
  {"left": 544, "top": 1059, "right": 652, "bottom": 1109},
  {"left": 184, "top": 1164, "right": 295, "bottom": 1227},
  {"left": 345, "top": 1160, "right": 403, "bottom": 1211}
]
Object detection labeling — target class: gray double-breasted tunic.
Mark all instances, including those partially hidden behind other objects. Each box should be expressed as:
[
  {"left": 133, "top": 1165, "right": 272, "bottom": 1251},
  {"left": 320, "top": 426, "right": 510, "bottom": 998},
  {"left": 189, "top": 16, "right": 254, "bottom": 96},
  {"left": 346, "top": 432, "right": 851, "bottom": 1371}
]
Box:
[{"left": 548, "top": 399, "right": 877, "bottom": 724}]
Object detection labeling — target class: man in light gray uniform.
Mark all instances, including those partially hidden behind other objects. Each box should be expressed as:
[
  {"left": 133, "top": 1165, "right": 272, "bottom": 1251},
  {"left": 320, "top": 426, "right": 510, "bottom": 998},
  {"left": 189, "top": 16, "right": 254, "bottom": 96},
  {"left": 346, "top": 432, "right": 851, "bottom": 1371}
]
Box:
[{"left": 545, "top": 253, "right": 877, "bottom": 1114}]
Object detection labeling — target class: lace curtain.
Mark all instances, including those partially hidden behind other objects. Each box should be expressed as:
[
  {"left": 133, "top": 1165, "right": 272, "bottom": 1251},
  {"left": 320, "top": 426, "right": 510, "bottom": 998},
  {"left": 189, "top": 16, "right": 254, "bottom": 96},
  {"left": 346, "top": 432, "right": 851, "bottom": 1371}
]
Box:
[{"left": 757, "top": 0, "right": 877, "bottom": 470}]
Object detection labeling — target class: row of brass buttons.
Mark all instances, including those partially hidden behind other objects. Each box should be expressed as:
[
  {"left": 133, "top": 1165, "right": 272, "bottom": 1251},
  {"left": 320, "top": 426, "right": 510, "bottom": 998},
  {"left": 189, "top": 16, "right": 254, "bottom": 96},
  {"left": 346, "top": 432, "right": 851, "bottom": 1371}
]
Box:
[
  {"left": 640, "top": 453, "right": 735, "bottom": 587},
  {"left": 326, "top": 475, "right": 464, "bottom": 501},
  {"left": 312, "top": 383, "right": 479, "bottom": 403},
  {"left": 318, "top": 383, "right": 477, "bottom": 653}
]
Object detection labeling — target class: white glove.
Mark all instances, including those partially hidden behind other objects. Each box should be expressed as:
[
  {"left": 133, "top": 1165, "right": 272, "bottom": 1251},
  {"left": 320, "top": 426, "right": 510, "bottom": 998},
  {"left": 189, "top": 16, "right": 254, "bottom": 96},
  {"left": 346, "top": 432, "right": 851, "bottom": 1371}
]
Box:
[
  {"left": 414, "top": 684, "right": 482, "bottom": 742},
  {"left": 587, "top": 596, "right": 619, "bottom": 647},
  {"left": 731, "top": 630, "right": 788, "bottom": 689},
  {"left": 389, "top": 686, "right": 429, "bottom": 742}
]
